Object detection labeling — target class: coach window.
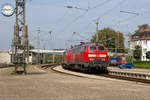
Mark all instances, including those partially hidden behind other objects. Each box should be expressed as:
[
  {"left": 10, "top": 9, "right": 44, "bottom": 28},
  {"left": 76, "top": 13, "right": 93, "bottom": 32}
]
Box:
[
  {"left": 90, "top": 46, "right": 96, "bottom": 51},
  {"left": 98, "top": 46, "right": 105, "bottom": 51}
]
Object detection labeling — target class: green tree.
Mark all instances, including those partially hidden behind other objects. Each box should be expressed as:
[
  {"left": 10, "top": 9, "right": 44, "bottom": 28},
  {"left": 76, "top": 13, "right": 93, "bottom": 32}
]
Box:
[
  {"left": 91, "top": 28, "right": 125, "bottom": 53},
  {"left": 29, "top": 45, "right": 35, "bottom": 50},
  {"left": 133, "top": 45, "right": 142, "bottom": 61},
  {"left": 124, "top": 48, "right": 128, "bottom": 53},
  {"left": 146, "top": 51, "right": 150, "bottom": 59}
]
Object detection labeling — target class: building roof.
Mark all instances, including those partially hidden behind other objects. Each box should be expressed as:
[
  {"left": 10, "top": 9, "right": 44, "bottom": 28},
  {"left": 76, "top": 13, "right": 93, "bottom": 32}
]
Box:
[
  {"left": 30, "top": 49, "right": 65, "bottom": 54},
  {"left": 9, "top": 49, "right": 65, "bottom": 54},
  {"left": 132, "top": 24, "right": 150, "bottom": 41}
]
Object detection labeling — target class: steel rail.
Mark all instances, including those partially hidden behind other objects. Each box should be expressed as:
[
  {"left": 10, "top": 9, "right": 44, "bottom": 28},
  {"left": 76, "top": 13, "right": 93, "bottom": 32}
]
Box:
[{"left": 41, "top": 65, "right": 150, "bottom": 84}]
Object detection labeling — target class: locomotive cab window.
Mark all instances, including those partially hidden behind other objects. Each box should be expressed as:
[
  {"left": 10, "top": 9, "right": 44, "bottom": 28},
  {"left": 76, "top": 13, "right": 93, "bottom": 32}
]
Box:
[
  {"left": 90, "top": 46, "right": 96, "bottom": 51},
  {"left": 81, "top": 46, "right": 86, "bottom": 51},
  {"left": 98, "top": 46, "right": 105, "bottom": 51}
]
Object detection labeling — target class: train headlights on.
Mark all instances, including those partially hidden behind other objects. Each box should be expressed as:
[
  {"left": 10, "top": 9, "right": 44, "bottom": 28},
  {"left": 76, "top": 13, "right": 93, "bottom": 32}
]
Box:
[
  {"left": 99, "top": 54, "right": 106, "bottom": 57},
  {"left": 88, "top": 54, "right": 96, "bottom": 57}
]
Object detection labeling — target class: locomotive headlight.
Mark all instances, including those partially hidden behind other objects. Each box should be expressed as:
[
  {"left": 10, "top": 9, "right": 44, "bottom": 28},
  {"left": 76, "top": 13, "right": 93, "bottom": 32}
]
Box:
[
  {"left": 88, "top": 54, "right": 96, "bottom": 57},
  {"left": 99, "top": 54, "right": 106, "bottom": 57}
]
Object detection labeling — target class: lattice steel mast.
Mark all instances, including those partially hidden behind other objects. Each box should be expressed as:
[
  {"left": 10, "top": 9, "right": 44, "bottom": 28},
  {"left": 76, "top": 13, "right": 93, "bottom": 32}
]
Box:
[{"left": 12, "top": 0, "right": 28, "bottom": 74}]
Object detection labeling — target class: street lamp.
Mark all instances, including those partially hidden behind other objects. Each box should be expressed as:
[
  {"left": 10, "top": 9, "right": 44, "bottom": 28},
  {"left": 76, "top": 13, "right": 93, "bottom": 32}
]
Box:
[
  {"left": 65, "top": 6, "right": 88, "bottom": 11},
  {"left": 120, "top": 11, "right": 140, "bottom": 15}
]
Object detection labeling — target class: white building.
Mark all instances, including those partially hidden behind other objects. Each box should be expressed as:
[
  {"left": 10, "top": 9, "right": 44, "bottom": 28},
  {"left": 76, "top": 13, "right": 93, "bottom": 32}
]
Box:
[
  {"left": 9, "top": 49, "right": 65, "bottom": 64},
  {"left": 0, "top": 50, "right": 11, "bottom": 64},
  {"left": 129, "top": 24, "right": 150, "bottom": 61}
]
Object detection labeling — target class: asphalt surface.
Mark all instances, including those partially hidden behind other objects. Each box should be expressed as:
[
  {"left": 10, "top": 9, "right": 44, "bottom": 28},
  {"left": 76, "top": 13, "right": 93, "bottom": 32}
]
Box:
[{"left": 0, "top": 65, "right": 150, "bottom": 100}]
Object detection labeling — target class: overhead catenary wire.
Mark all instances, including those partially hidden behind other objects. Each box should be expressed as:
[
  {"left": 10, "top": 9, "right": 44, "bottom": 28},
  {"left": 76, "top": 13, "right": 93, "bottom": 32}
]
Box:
[
  {"left": 28, "top": 29, "right": 55, "bottom": 49},
  {"left": 82, "top": 0, "right": 132, "bottom": 33},
  {"left": 47, "top": 0, "right": 79, "bottom": 34},
  {"left": 56, "top": 0, "right": 130, "bottom": 47},
  {"left": 74, "top": 32, "right": 90, "bottom": 41},
  {"left": 50, "top": 10, "right": 69, "bottom": 32},
  {"left": 49, "top": 1, "right": 86, "bottom": 41},
  {"left": 60, "top": 0, "right": 111, "bottom": 45},
  {"left": 89, "top": 0, "right": 113, "bottom": 10},
  {"left": 58, "top": 11, "right": 87, "bottom": 33},
  {"left": 58, "top": 0, "right": 114, "bottom": 34},
  {"left": 101, "top": 0, "right": 125, "bottom": 18},
  {"left": 74, "top": 0, "right": 124, "bottom": 36},
  {"left": 45, "top": 0, "right": 142, "bottom": 49},
  {"left": 73, "top": 0, "right": 130, "bottom": 45}
]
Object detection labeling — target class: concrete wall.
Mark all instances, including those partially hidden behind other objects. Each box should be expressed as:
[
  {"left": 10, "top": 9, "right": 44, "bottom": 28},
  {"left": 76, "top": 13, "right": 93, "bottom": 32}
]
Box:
[{"left": 0, "top": 50, "right": 11, "bottom": 64}]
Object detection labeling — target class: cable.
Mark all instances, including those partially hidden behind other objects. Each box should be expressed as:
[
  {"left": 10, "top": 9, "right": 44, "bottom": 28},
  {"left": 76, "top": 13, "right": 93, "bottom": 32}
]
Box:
[
  {"left": 89, "top": 0, "right": 113, "bottom": 10},
  {"left": 80, "top": 22, "right": 93, "bottom": 33},
  {"left": 101, "top": 0, "right": 125, "bottom": 18},
  {"left": 57, "top": 0, "right": 114, "bottom": 35},
  {"left": 50, "top": 10, "right": 69, "bottom": 32},
  {"left": 75, "top": 32, "right": 90, "bottom": 41},
  {"left": 52, "top": 0, "right": 124, "bottom": 47},
  {"left": 58, "top": 0, "right": 114, "bottom": 34},
  {"left": 58, "top": 11, "right": 87, "bottom": 33},
  {"left": 74, "top": 0, "right": 123, "bottom": 35},
  {"left": 106, "top": 13, "right": 140, "bottom": 28}
]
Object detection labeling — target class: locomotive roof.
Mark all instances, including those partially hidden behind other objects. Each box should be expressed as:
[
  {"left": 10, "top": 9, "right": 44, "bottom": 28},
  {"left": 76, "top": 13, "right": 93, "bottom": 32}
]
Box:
[{"left": 70, "top": 42, "right": 104, "bottom": 49}]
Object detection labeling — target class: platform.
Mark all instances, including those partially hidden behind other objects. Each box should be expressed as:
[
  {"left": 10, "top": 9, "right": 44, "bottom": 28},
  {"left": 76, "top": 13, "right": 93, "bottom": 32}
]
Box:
[{"left": 108, "top": 67, "right": 150, "bottom": 75}]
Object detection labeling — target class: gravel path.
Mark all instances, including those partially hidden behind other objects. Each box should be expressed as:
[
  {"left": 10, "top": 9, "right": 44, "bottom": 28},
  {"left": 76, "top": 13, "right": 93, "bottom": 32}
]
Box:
[{"left": 0, "top": 65, "right": 150, "bottom": 100}]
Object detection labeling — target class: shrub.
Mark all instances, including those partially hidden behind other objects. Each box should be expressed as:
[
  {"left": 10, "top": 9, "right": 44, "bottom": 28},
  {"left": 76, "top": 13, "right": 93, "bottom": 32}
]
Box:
[{"left": 146, "top": 51, "right": 150, "bottom": 59}]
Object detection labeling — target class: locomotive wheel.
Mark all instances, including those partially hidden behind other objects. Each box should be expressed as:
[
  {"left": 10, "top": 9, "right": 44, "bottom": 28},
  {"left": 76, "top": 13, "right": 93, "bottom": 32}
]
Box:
[
  {"left": 79, "top": 65, "right": 84, "bottom": 72},
  {"left": 102, "top": 67, "right": 108, "bottom": 74},
  {"left": 62, "top": 64, "right": 66, "bottom": 69},
  {"left": 87, "top": 67, "right": 93, "bottom": 73},
  {"left": 83, "top": 67, "right": 88, "bottom": 73},
  {"left": 104, "top": 68, "right": 108, "bottom": 74}
]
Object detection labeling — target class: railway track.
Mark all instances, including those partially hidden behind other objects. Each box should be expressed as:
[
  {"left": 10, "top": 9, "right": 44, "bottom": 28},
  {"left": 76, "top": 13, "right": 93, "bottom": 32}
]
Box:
[
  {"left": 41, "top": 64, "right": 59, "bottom": 69},
  {"left": 41, "top": 64, "right": 150, "bottom": 84},
  {"left": 0, "top": 66, "right": 14, "bottom": 69}
]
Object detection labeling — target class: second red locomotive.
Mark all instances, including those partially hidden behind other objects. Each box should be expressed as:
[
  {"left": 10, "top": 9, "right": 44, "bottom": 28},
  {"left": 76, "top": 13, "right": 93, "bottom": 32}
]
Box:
[{"left": 62, "top": 42, "right": 108, "bottom": 73}]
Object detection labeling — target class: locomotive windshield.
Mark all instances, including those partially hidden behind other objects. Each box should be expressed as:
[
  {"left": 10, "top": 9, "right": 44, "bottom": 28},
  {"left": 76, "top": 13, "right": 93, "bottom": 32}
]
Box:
[
  {"left": 98, "top": 46, "right": 105, "bottom": 51},
  {"left": 90, "top": 46, "right": 96, "bottom": 51},
  {"left": 90, "top": 45, "right": 105, "bottom": 51}
]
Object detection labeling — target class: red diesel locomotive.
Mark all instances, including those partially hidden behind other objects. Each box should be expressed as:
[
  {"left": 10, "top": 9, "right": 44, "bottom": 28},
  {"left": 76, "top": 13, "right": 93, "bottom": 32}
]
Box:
[{"left": 62, "top": 42, "right": 108, "bottom": 73}]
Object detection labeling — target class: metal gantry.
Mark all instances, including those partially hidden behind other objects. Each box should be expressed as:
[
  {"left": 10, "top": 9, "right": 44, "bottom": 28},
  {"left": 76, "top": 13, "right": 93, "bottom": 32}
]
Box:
[{"left": 11, "top": 0, "right": 28, "bottom": 74}]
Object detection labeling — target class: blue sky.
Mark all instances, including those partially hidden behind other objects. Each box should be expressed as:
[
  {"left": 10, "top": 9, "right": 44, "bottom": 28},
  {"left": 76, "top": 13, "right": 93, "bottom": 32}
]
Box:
[{"left": 0, "top": 0, "right": 150, "bottom": 50}]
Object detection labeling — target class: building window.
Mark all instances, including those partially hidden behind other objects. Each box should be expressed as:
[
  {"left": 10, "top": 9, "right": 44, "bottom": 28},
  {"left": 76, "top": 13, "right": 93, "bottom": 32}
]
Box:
[
  {"left": 145, "top": 33, "right": 150, "bottom": 37},
  {"left": 144, "top": 40, "right": 147, "bottom": 45},
  {"left": 134, "top": 36, "right": 139, "bottom": 39},
  {"left": 139, "top": 41, "right": 142, "bottom": 45},
  {"left": 143, "top": 56, "right": 145, "bottom": 60}
]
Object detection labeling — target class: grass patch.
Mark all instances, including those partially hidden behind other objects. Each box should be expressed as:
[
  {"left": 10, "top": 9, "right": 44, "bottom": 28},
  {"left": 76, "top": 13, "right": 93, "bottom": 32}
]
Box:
[
  {"left": 10, "top": 71, "right": 16, "bottom": 75},
  {"left": 10, "top": 71, "right": 26, "bottom": 75},
  {"left": 134, "top": 63, "right": 150, "bottom": 69}
]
